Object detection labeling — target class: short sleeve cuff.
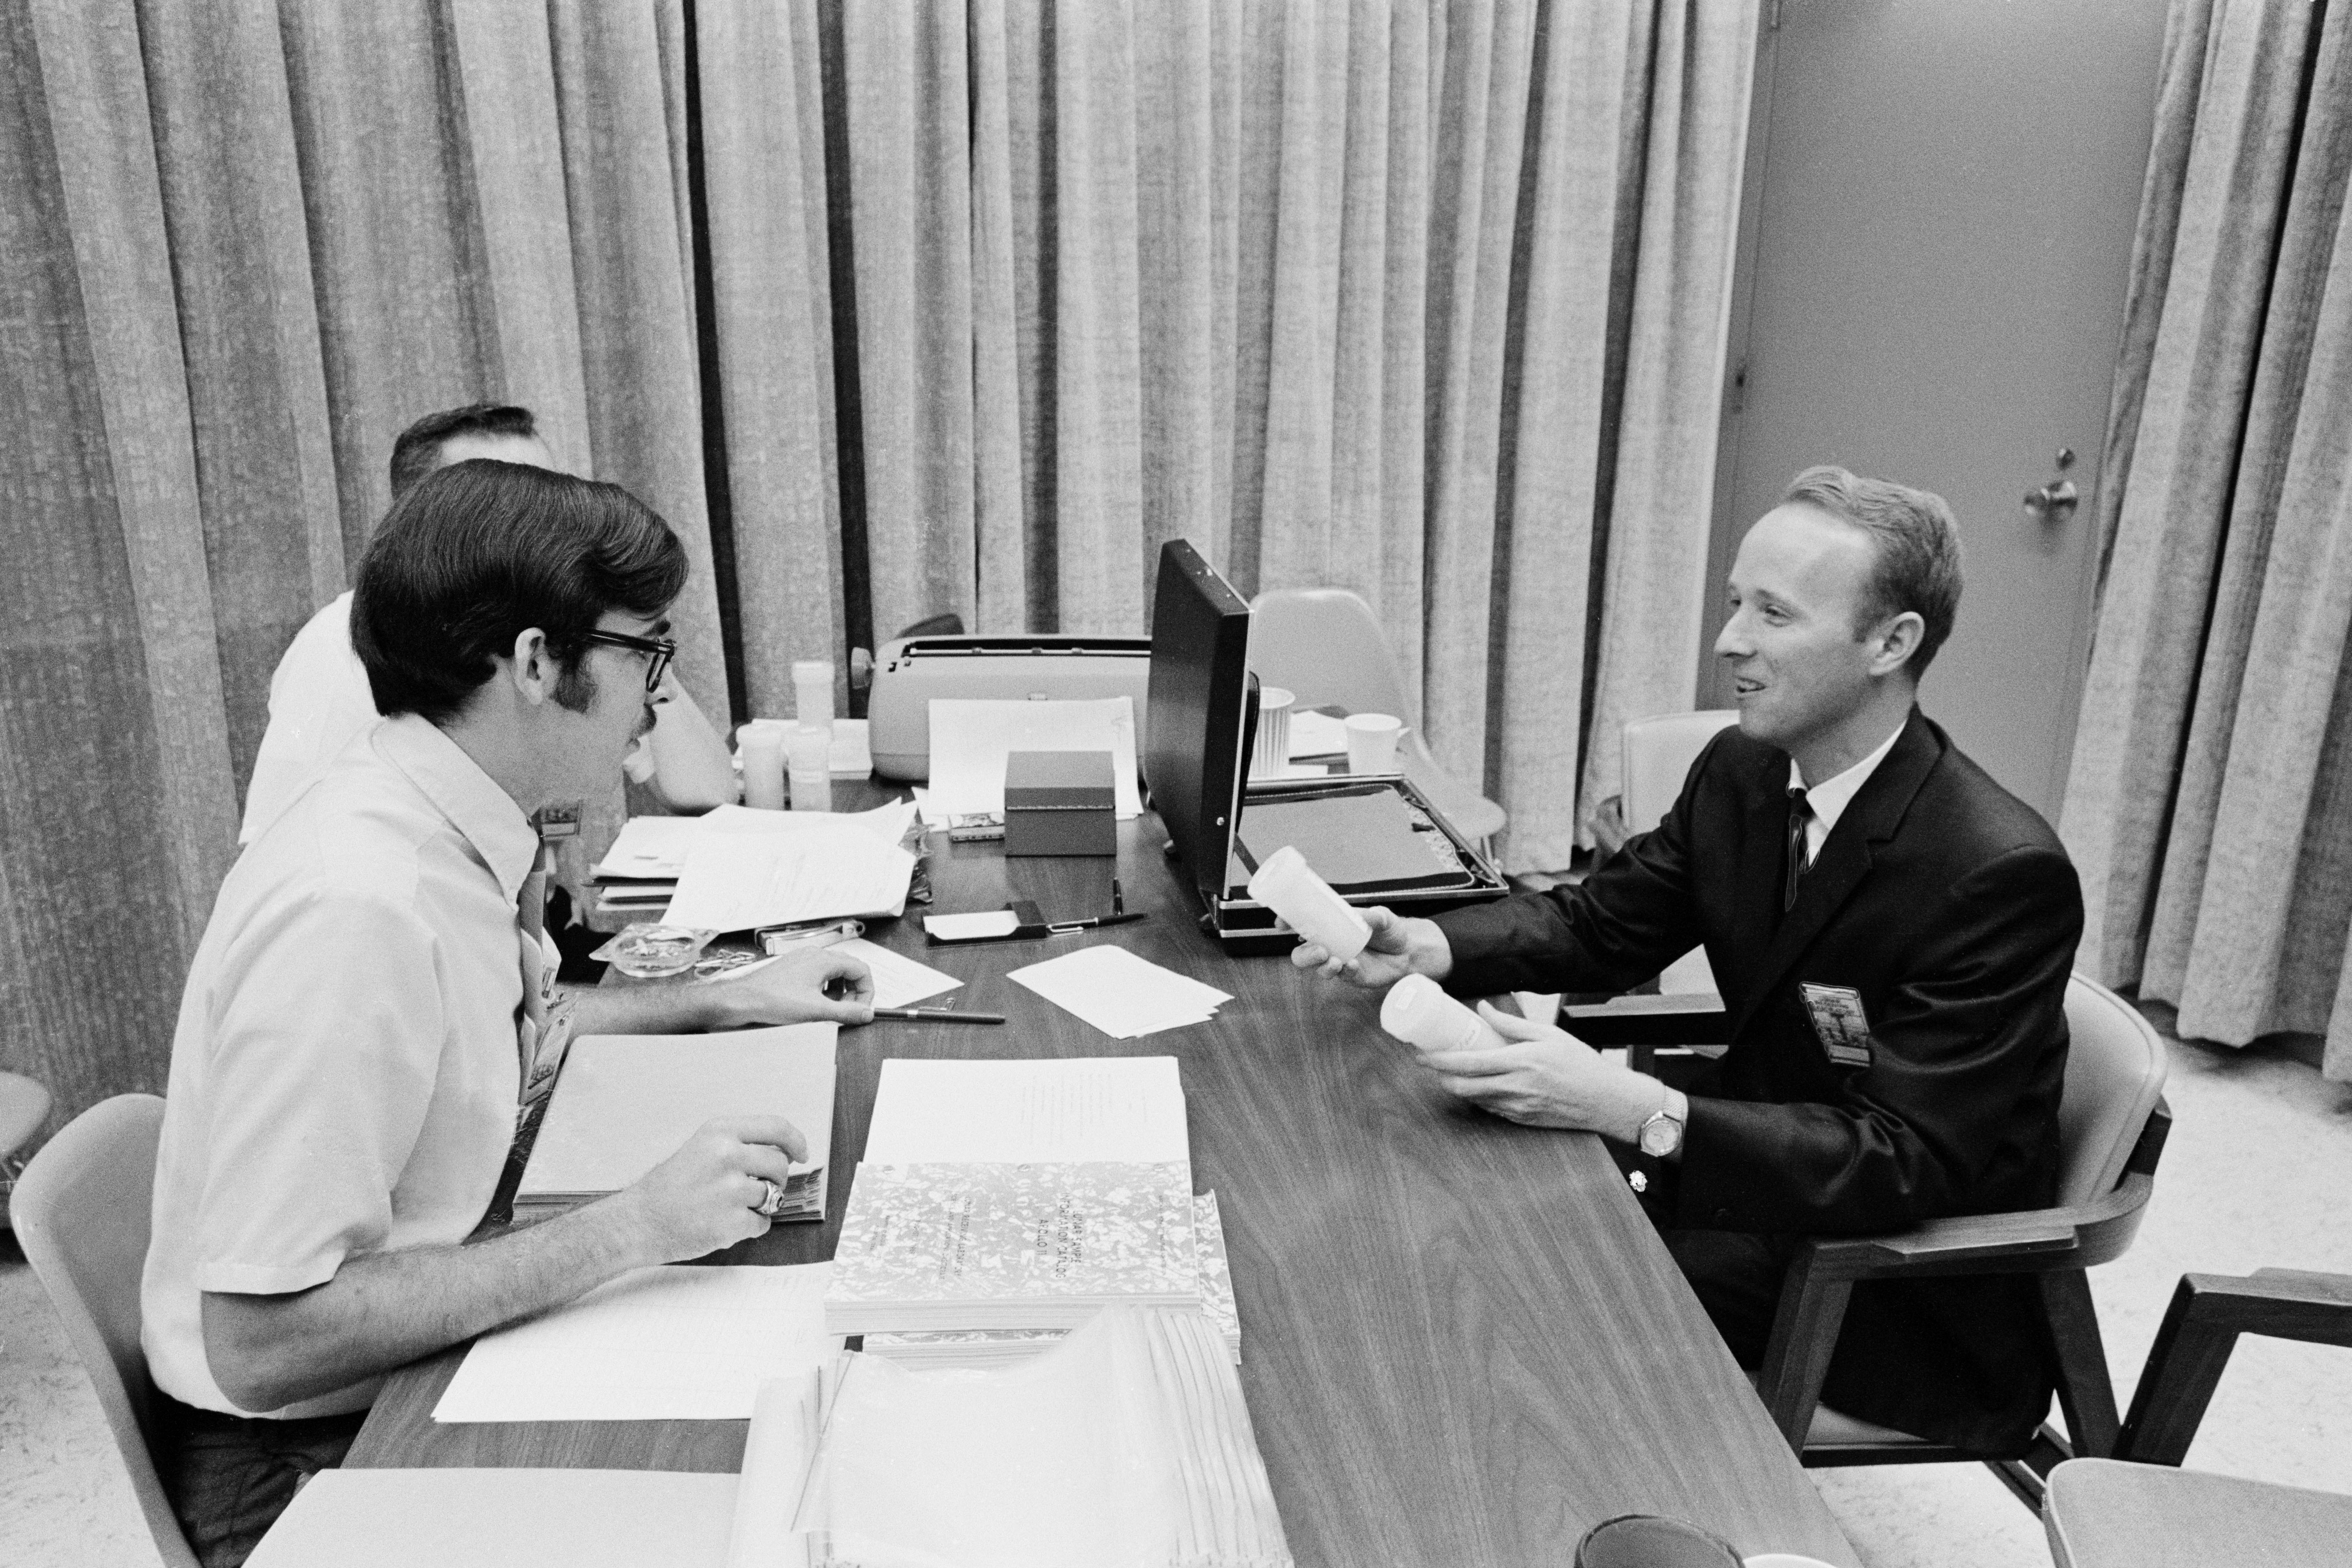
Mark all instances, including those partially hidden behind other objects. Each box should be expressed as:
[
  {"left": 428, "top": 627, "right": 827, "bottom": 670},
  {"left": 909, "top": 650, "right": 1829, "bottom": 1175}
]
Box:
[{"left": 197, "top": 1253, "right": 345, "bottom": 1297}]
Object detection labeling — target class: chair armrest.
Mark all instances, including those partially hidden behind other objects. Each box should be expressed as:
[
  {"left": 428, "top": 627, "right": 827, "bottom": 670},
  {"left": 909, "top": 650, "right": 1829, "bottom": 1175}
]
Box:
[
  {"left": 1558, "top": 994, "right": 1732, "bottom": 1047},
  {"left": 1796, "top": 1171, "right": 2155, "bottom": 1282},
  {"left": 2118, "top": 1269, "right": 2352, "bottom": 1466}
]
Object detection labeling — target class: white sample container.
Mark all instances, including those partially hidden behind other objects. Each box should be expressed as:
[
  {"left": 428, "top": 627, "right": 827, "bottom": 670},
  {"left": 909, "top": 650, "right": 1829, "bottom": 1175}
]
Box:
[
  {"left": 1246, "top": 844, "right": 1371, "bottom": 962},
  {"left": 741, "top": 722, "right": 787, "bottom": 810},
  {"left": 786, "top": 724, "right": 833, "bottom": 812},
  {"left": 792, "top": 659, "right": 836, "bottom": 730},
  {"left": 1380, "top": 973, "right": 1507, "bottom": 1054}
]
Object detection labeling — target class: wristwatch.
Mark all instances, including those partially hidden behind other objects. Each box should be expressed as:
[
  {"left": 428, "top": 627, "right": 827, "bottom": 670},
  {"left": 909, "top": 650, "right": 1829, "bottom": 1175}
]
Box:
[{"left": 1636, "top": 1092, "right": 1686, "bottom": 1159}]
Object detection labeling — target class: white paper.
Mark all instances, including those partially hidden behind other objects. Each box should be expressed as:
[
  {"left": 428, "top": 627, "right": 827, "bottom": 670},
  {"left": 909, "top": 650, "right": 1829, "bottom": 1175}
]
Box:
[
  {"left": 861, "top": 1056, "right": 1191, "bottom": 1165},
  {"left": 594, "top": 800, "right": 913, "bottom": 883},
  {"left": 832, "top": 937, "right": 961, "bottom": 1009},
  {"left": 829, "top": 717, "right": 873, "bottom": 777},
  {"left": 725, "top": 1373, "right": 823, "bottom": 1568},
  {"left": 923, "top": 909, "right": 1020, "bottom": 940},
  {"left": 663, "top": 821, "right": 914, "bottom": 932},
  {"left": 1287, "top": 709, "right": 1349, "bottom": 759},
  {"left": 247, "top": 1469, "right": 739, "bottom": 1568},
  {"left": 911, "top": 785, "right": 945, "bottom": 828},
  {"left": 1007, "top": 945, "right": 1232, "bottom": 1041},
  {"left": 435, "top": 1264, "right": 837, "bottom": 1423},
  {"left": 926, "top": 697, "right": 1142, "bottom": 819},
  {"left": 520, "top": 1026, "right": 835, "bottom": 1203},
  {"left": 594, "top": 815, "right": 706, "bottom": 879}
]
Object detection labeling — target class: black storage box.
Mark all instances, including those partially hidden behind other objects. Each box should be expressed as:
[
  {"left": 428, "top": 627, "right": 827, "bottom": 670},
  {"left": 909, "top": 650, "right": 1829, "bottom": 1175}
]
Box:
[{"left": 1003, "top": 751, "right": 1117, "bottom": 856}]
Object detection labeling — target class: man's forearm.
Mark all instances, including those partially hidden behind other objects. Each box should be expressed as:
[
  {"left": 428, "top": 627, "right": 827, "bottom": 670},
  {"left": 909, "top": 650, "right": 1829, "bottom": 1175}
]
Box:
[
  {"left": 562, "top": 981, "right": 726, "bottom": 1036},
  {"left": 203, "top": 1196, "right": 659, "bottom": 1413}
]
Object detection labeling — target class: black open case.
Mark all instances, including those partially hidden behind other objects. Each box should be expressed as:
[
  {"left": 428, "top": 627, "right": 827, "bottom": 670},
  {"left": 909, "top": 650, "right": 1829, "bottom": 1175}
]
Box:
[{"left": 1141, "top": 541, "right": 1508, "bottom": 954}]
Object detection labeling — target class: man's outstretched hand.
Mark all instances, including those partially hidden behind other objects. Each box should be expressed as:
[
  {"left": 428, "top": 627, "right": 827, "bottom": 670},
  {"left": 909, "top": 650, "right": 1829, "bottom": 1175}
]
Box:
[
  {"left": 1414, "top": 1001, "right": 1668, "bottom": 1144},
  {"left": 1288, "top": 905, "right": 1454, "bottom": 990}
]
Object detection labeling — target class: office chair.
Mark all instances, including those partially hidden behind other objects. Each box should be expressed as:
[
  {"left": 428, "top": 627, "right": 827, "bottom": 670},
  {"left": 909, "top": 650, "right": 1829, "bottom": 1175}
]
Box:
[
  {"left": 2039, "top": 1268, "right": 2352, "bottom": 1566},
  {"left": 1246, "top": 588, "right": 1506, "bottom": 847},
  {"left": 10, "top": 1094, "right": 202, "bottom": 1568},
  {"left": 1746, "top": 974, "right": 2171, "bottom": 1507}
]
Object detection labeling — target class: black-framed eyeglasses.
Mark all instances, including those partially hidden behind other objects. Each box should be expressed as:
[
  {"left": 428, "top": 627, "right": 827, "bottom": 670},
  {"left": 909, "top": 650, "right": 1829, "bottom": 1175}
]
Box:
[{"left": 577, "top": 630, "right": 677, "bottom": 693}]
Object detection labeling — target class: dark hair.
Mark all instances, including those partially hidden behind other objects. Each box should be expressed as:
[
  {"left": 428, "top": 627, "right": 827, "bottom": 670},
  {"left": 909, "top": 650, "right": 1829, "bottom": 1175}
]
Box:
[
  {"left": 351, "top": 461, "right": 688, "bottom": 724},
  {"left": 388, "top": 403, "right": 540, "bottom": 498},
  {"left": 1782, "top": 465, "right": 1965, "bottom": 678}
]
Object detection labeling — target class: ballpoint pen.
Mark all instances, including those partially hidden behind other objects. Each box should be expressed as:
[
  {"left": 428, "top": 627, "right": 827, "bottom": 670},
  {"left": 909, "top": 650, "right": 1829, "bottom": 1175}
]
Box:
[{"left": 871, "top": 1007, "right": 1007, "bottom": 1024}]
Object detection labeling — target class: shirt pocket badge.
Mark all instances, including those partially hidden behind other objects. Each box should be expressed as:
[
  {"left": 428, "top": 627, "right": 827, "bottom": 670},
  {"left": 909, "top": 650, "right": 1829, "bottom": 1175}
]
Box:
[{"left": 1799, "top": 982, "right": 1874, "bottom": 1069}]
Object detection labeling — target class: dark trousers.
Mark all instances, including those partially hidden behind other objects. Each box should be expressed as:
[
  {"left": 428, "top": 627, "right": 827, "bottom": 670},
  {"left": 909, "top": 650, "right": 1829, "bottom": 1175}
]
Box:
[{"left": 154, "top": 1393, "right": 366, "bottom": 1568}]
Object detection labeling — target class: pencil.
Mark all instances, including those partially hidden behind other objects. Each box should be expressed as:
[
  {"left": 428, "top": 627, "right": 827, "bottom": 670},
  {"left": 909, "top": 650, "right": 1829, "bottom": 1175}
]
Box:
[{"left": 871, "top": 1007, "right": 1007, "bottom": 1024}]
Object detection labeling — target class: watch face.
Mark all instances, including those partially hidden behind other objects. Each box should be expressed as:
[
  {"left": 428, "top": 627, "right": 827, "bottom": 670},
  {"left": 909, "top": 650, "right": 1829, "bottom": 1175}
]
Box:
[{"left": 1639, "top": 1116, "right": 1682, "bottom": 1158}]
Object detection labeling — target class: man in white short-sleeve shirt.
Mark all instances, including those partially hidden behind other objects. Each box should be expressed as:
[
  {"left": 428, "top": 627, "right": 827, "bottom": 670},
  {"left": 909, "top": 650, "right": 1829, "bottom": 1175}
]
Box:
[
  {"left": 237, "top": 403, "right": 735, "bottom": 846},
  {"left": 143, "top": 461, "right": 873, "bottom": 1568}
]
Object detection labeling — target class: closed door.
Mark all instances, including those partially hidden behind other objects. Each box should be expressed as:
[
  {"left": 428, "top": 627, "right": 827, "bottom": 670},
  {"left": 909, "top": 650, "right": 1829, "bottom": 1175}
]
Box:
[{"left": 1705, "top": 0, "right": 2169, "bottom": 818}]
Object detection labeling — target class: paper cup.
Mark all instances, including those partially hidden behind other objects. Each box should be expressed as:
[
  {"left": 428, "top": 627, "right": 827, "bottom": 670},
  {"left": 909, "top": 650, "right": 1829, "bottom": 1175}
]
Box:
[
  {"left": 740, "top": 722, "right": 787, "bottom": 810},
  {"left": 1575, "top": 1515, "right": 1743, "bottom": 1568},
  {"left": 1252, "top": 687, "right": 1295, "bottom": 779},
  {"left": 1344, "top": 712, "right": 1403, "bottom": 774}
]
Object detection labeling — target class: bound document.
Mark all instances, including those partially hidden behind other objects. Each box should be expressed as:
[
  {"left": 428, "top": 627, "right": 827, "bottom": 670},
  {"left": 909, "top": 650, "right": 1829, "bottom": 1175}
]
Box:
[
  {"left": 824, "top": 1161, "right": 1201, "bottom": 1334},
  {"left": 517, "top": 1025, "right": 836, "bottom": 1220}
]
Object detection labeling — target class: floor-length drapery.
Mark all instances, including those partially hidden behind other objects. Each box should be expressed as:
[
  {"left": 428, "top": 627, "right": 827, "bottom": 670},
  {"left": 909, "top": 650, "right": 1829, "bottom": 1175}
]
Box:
[
  {"left": 2061, "top": 0, "right": 2352, "bottom": 1079},
  {"left": 773, "top": 0, "right": 1755, "bottom": 872},
  {"left": 4, "top": 0, "right": 1755, "bottom": 1136},
  {"left": 3, "top": 0, "right": 720, "bottom": 1137}
]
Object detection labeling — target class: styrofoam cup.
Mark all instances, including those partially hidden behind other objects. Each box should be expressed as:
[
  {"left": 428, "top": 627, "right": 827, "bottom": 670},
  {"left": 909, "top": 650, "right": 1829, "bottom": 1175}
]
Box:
[{"left": 1344, "top": 712, "right": 1403, "bottom": 774}]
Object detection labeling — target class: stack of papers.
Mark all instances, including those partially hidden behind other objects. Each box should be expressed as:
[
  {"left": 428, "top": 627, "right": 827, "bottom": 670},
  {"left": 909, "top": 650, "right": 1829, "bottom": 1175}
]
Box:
[
  {"left": 1287, "top": 708, "right": 1349, "bottom": 759},
  {"left": 864, "top": 1190, "right": 1240, "bottom": 1367},
  {"left": 924, "top": 697, "right": 1143, "bottom": 820},
  {"left": 517, "top": 1026, "right": 835, "bottom": 1219},
  {"left": 591, "top": 800, "right": 918, "bottom": 925},
  {"left": 662, "top": 810, "right": 918, "bottom": 933},
  {"left": 1007, "top": 944, "right": 1231, "bottom": 1038},
  {"left": 788, "top": 1309, "right": 1295, "bottom": 1568},
  {"left": 824, "top": 1160, "right": 1202, "bottom": 1333},
  {"left": 435, "top": 1263, "right": 837, "bottom": 1422},
  {"left": 827, "top": 1059, "right": 1243, "bottom": 1347}
]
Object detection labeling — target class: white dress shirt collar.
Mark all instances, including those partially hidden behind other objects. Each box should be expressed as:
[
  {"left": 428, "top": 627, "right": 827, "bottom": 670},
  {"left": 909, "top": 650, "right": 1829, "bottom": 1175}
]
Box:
[
  {"left": 1787, "top": 716, "right": 1907, "bottom": 860},
  {"left": 373, "top": 713, "right": 540, "bottom": 902}
]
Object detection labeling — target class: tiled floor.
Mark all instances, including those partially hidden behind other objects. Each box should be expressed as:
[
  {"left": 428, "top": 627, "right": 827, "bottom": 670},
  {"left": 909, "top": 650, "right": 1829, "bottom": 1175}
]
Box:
[{"left": 3, "top": 1006, "right": 2347, "bottom": 1568}]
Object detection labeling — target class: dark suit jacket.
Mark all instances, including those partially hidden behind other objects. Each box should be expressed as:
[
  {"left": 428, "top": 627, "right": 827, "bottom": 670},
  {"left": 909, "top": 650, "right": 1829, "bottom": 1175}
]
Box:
[{"left": 1430, "top": 708, "right": 2082, "bottom": 1450}]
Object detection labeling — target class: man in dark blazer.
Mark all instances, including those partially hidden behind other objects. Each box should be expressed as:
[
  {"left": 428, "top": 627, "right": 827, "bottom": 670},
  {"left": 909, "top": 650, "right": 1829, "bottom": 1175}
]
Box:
[{"left": 1294, "top": 466, "right": 2082, "bottom": 1451}]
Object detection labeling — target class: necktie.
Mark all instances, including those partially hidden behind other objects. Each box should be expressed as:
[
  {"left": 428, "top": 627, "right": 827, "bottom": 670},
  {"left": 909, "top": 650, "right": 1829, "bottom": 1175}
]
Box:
[{"left": 1785, "top": 786, "right": 1814, "bottom": 912}]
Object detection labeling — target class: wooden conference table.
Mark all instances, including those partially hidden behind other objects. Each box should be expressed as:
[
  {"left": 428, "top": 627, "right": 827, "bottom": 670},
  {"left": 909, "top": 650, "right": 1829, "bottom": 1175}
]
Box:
[{"left": 348, "top": 784, "right": 1858, "bottom": 1568}]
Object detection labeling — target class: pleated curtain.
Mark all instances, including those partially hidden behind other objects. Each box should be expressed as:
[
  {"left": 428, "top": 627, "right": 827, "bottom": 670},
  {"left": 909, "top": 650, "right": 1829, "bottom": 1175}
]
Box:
[
  {"left": 3, "top": 0, "right": 1753, "bottom": 1133},
  {"left": 717, "top": 0, "right": 1757, "bottom": 871},
  {"left": 3, "top": 0, "right": 722, "bottom": 1128},
  {"left": 2061, "top": 0, "right": 2352, "bottom": 1078}
]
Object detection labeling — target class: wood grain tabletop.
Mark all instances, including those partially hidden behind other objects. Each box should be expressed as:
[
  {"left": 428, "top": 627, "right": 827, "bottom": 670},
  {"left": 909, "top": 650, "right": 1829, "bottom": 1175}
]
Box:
[{"left": 347, "top": 785, "right": 1856, "bottom": 1567}]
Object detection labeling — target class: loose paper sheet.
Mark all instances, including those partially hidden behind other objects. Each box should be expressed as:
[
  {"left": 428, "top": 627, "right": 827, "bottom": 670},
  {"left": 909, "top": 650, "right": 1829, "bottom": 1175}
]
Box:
[
  {"left": 831, "top": 937, "right": 961, "bottom": 1009},
  {"left": 922, "top": 909, "right": 1021, "bottom": 941},
  {"left": 1287, "top": 710, "right": 1349, "bottom": 759},
  {"left": 926, "top": 698, "right": 1142, "bottom": 818},
  {"left": 861, "top": 1056, "right": 1190, "bottom": 1165},
  {"left": 1007, "top": 945, "right": 1232, "bottom": 1041},
  {"left": 435, "top": 1264, "right": 837, "bottom": 1422},
  {"left": 663, "top": 822, "right": 914, "bottom": 931},
  {"left": 246, "top": 1469, "right": 739, "bottom": 1568},
  {"left": 595, "top": 800, "right": 913, "bottom": 882}
]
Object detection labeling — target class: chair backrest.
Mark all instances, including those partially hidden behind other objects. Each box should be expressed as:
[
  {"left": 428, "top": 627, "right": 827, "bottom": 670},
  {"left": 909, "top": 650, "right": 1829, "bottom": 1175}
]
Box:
[
  {"left": 10, "top": 1094, "right": 199, "bottom": 1568},
  {"left": 2055, "top": 975, "right": 2169, "bottom": 1208},
  {"left": 1247, "top": 589, "right": 1414, "bottom": 726},
  {"left": 1622, "top": 711, "right": 1740, "bottom": 835}
]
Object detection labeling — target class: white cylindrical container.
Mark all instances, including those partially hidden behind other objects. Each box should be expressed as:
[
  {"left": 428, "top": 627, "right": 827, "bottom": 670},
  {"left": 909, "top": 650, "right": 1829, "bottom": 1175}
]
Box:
[
  {"left": 792, "top": 660, "right": 836, "bottom": 730},
  {"left": 1380, "top": 973, "right": 1507, "bottom": 1054},
  {"left": 1344, "top": 712, "right": 1404, "bottom": 774},
  {"left": 1251, "top": 686, "right": 1295, "bottom": 779},
  {"left": 741, "top": 722, "right": 787, "bottom": 810},
  {"left": 1246, "top": 844, "right": 1371, "bottom": 961},
  {"left": 786, "top": 724, "right": 833, "bottom": 812}
]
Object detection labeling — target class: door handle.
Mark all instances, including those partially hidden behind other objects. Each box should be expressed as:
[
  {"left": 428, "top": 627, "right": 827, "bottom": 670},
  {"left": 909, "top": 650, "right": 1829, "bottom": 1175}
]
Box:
[{"left": 2023, "top": 479, "right": 2078, "bottom": 523}]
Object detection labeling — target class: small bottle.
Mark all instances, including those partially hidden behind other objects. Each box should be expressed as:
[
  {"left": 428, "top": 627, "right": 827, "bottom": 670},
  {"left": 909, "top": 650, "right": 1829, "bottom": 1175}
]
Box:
[
  {"left": 786, "top": 724, "right": 833, "bottom": 813},
  {"left": 741, "top": 722, "right": 786, "bottom": 810},
  {"left": 1246, "top": 845, "right": 1371, "bottom": 961},
  {"left": 792, "top": 659, "right": 836, "bottom": 731},
  {"left": 1380, "top": 974, "right": 1507, "bottom": 1054}
]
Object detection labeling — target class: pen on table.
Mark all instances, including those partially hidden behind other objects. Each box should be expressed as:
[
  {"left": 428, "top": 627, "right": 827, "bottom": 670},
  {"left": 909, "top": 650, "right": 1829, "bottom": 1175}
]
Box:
[{"left": 871, "top": 1007, "right": 1006, "bottom": 1024}]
